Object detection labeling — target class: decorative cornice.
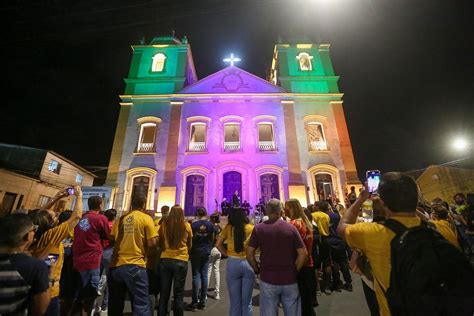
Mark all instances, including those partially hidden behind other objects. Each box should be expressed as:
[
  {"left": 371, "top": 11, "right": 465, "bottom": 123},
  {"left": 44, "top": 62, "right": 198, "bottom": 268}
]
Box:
[{"left": 119, "top": 92, "right": 343, "bottom": 103}]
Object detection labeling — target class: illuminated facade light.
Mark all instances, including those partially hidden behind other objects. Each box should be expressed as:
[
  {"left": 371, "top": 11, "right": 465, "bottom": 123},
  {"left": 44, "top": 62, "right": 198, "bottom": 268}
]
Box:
[{"left": 223, "top": 53, "right": 241, "bottom": 66}]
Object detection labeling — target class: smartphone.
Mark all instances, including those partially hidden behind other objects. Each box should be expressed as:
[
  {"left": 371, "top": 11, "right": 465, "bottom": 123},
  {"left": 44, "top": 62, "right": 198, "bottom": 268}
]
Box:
[
  {"left": 44, "top": 254, "right": 59, "bottom": 267},
  {"left": 366, "top": 170, "right": 381, "bottom": 194},
  {"left": 67, "top": 187, "right": 75, "bottom": 196}
]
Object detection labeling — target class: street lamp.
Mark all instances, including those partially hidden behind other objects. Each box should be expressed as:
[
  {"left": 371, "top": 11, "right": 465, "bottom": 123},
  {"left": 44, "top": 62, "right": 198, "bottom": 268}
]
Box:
[{"left": 452, "top": 137, "right": 469, "bottom": 152}]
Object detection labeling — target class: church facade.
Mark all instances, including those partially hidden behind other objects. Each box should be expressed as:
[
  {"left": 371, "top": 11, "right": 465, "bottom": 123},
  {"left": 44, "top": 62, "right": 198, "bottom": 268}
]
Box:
[{"left": 106, "top": 36, "right": 359, "bottom": 215}]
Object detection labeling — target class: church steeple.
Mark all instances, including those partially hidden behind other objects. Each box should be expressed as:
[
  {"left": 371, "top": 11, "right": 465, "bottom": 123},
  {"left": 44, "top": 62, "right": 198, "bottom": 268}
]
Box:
[
  {"left": 124, "top": 35, "right": 197, "bottom": 95},
  {"left": 269, "top": 40, "right": 340, "bottom": 94}
]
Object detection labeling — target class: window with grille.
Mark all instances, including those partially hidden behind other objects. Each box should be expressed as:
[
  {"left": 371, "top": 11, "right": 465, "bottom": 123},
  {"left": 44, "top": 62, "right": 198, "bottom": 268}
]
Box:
[
  {"left": 224, "top": 123, "right": 240, "bottom": 152},
  {"left": 258, "top": 123, "right": 276, "bottom": 152},
  {"left": 137, "top": 123, "right": 157, "bottom": 153},
  {"left": 188, "top": 123, "right": 207, "bottom": 152},
  {"left": 307, "top": 122, "right": 327, "bottom": 151}
]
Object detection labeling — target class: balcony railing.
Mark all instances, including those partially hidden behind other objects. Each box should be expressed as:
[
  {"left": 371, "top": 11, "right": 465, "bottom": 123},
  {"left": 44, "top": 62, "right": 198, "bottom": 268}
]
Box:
[
  {"left": 136, "top": 142, "right": 155, "bottom": 153},
  {"left": 309, "top": 140, "right": 328, "bottom": 151},
  {"left": 224, "top": 141, "right": 240, "bottom": 152},
  {"left": 188, "top": 141, "right": 206, "bottom": 152},
  {"left": 258, "top": 141, "right": 277, "bottom": 152}
]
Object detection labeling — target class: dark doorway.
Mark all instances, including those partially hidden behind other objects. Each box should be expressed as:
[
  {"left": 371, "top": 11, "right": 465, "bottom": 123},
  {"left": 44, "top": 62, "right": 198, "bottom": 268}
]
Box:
[
  {"left": 184, "top": 175, "right": 205, "bottom": 216},
  {"left": 131, "top": 176, "right": 149, "bottom": 210},
  {"left": 260, "top": 174, "right": 280, "bottom": 203},
  {"left": 315, "top": 173, "right": 334, "bottom": 201},
  {"left": 0, "top": 192, "right": 17, "bottom": 216},
  {"left": 223, "top": 171, "right": 242, "bottom": 205}
]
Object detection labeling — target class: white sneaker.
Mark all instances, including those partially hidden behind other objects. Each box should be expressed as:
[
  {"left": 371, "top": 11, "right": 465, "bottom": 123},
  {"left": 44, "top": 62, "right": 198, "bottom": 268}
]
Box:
[{"left": 214, "top": 292, "right": 220, "bottom": 300}]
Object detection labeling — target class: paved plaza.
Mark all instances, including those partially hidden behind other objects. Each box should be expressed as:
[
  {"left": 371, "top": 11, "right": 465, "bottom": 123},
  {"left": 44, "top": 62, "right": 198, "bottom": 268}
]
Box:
[{"left": 120, "top": 258, "right": 370, "bottom": 315}]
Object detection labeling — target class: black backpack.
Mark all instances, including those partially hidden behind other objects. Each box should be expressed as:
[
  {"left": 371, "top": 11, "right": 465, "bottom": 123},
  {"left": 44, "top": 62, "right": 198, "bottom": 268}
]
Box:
[{"left": 379, "top": 219, "right": 474, "bottom": 316}]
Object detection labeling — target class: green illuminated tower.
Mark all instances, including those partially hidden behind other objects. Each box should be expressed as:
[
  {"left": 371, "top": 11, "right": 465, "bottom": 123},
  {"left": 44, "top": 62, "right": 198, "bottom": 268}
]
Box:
[
  {"left": 124, "top": 36, "right": 197, "bottom": 95},
  {"left": 269, "top": 42, "right": 340, "bottom": 94}
]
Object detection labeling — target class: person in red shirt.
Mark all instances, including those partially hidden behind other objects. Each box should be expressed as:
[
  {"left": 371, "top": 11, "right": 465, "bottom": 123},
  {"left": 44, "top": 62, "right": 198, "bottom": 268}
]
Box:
[
  {"left": 72, "top": 196, "right": 110, "bottom": 315},
  {"left": 285, "top": 199, "right": 317, "bottom": 316}
]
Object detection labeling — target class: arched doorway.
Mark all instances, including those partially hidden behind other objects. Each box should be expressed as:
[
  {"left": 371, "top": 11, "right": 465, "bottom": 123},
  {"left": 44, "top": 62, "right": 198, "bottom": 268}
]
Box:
[
  {"left": 260, "top": 173, "right": 280, "bottom": 203},
  {"left": 184, "top": 175, "right": 205, "bottom": 216},
  {"left": 131, "top": 176, "right": 150, "bottom": 208},
  {"left": 315, "top": 173, "right": 334, "bottom": 202},
  {"left": 223, "top": 171, "right": 242, "bottom": 206}
]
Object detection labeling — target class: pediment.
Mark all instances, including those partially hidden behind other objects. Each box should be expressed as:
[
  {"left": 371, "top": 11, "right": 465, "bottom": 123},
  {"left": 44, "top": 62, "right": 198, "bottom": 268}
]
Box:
[{"left": 179, "top": 66, "right": 286, "bottom": 94}]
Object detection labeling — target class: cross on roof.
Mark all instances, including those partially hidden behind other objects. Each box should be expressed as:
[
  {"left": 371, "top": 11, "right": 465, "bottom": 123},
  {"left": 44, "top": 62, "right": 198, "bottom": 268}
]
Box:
[{"left": 223, "top": 53, "right": 241, "bottom": 66}]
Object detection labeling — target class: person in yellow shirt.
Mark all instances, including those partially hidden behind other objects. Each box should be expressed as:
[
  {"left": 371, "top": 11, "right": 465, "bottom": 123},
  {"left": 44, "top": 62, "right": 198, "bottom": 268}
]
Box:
[
  {"left": 337, "top": 172, "right": 421, "bottom": 316},
  {"left": 29, "top": 186, "right": 83, "bottom": 316},
  {"left": 311, "top": 201, "right": 332, "bottom": 294},
  {"left": 430, "top": 206, "right": 460, "bottom": 249},
  {"left": 157, "top": 205, "right": 193, "bottom": 316},
  {"left": 108, "top": 193, "right": 157, "bottom": 315},
  {"left": 216, "top": 208, "right": 254, "bottom": 316}
]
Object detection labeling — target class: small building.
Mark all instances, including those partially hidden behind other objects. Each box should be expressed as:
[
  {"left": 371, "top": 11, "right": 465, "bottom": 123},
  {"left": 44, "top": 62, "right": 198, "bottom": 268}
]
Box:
[
  {"left": 416, "top": 165, "right": 474, "bottom": 203},
  {"left": 0, "top": 143, "right": 96, "bottom": 216}
]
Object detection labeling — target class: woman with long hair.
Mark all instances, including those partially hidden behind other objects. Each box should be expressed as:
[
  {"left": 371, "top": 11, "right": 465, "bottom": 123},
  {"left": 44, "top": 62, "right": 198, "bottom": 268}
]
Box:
[
  {"left": 28, "top": 187, "right": 83, "bottom": 316},
  {"left": 158, "top": 205, "right": 193, "bottom": 316},
  {"left": 216, "top": 208, "right": 254, "bottom": 316},
  {"left": 285, "top": 199, "right": 317, "bottom": 316}
]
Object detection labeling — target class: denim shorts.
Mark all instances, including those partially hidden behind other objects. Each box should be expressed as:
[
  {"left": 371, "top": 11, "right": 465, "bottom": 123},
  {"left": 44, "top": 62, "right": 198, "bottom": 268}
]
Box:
[{"left": 78, "top": 268, "right": 100, "bottom": 299}]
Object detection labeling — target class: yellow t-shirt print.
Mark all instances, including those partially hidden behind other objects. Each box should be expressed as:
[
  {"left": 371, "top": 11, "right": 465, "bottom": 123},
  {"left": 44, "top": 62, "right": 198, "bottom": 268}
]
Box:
[{"left": 110, "top": 210, "right": 158, "bottom": 268}]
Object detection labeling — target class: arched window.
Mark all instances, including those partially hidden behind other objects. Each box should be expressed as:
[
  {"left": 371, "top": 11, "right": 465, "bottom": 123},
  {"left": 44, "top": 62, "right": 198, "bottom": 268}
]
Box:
[
  {"left": 306, "top": 122, "right": 327, "bottom": 151},
  {"left": 151, "top": 53, "right": 166, "bottom": 72},
  {"left": 224, "top": 123, "right": 241, "bottom": 152},
  {"left": 188, "top": 123, "right": 207, "bottom": 152},
  {"left": 257, "top": 122, "right": 276, "bottom": 152},
  {"left": 136, "top": 117, "right": 161, "bottom": 154},
  {"left": 296, "top": 52, "right": 313, "bottom": 71}
]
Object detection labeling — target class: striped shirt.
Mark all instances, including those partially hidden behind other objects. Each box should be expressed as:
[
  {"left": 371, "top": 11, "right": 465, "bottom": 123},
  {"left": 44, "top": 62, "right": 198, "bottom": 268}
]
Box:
[{"left": 0, "top": 253, "right": 49, "bottom": 315}]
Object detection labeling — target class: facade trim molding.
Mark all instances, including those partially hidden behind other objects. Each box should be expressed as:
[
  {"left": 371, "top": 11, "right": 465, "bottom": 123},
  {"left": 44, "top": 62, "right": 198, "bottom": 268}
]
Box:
[
  {"left": 307, "top": 164, "right": 344, "bottom": 204},
  {"left": 179, "top": 165, "right": 211, "bottom": 210},
  {"left": 120, "top": 93, "right": 344, "bottom": 102},
  {"left": 137, "top": 116, "right": 162, "bottom": 125},
  {"left": 255, "top": 165, "right": 286, "bottom": 202},
  {"left": 122, "top": 167, "right": 157, "bottom": 211},
  {"left": 186, "top": 116, "right": 211, "bottom": 123}
]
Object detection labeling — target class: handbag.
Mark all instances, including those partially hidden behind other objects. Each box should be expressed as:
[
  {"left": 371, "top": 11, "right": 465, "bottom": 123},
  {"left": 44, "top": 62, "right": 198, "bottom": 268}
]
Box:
[{"left": 349, "top": 249, "right": 374, "bottom": 282}]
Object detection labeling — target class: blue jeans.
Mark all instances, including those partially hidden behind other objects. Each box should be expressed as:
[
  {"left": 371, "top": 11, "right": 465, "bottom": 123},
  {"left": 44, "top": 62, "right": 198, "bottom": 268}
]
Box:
[
  {"left": 191, "top": 255, "right": 210, "bottom": 305},
  {"left": 226, "top": 257, "right": 255, "bottom": 316},
  {"left": 259, "top": 281, "right": 301, "bottom": 316},
  {"left": 159, "top": 258, "right": 188, "bottom": 316},
  {"left": 108, "top": 265, "right": 150, "bottom": 315},
  {"left": 101, "top": 247, "right": 113, "bottom": 273},
  {"left": 100, "top": 248, "right": 113, "bottom": 309},
  {"left": 78, "top": 268, "right": 101, "bottom": 299}
]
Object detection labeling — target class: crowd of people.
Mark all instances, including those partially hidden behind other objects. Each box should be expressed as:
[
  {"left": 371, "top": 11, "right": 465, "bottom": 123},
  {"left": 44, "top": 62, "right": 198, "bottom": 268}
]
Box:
[{"left": 1, "top": 172, "right": 474, "bottom": 316}]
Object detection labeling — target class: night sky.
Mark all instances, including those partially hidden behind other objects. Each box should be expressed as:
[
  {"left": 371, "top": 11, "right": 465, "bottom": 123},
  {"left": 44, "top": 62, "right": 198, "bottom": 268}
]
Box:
[{"left": 2, "top": 0, "right": 473, "bottom": 183}]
